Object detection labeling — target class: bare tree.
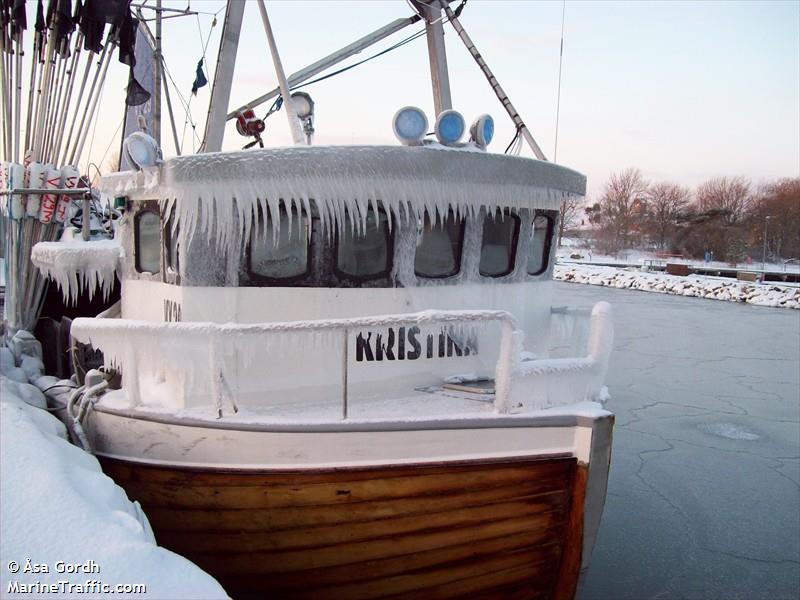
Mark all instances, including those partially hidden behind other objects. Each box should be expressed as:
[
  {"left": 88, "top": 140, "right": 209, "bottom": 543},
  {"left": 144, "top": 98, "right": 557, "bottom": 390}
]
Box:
[
  {"left": 696, "top": 177, "right": 751, "bottom": 225},
  {"left": 646, "top": 182, "right": 690, "bottom": 250},
  {"left": 587, "top": 168, "right": 649, "bottom": 253},
  {"left": 748, "top": 178, "right": 800, "bottom": 260},
  {"left": 558, "top": 197, "right": 582, "bottom": 246}
]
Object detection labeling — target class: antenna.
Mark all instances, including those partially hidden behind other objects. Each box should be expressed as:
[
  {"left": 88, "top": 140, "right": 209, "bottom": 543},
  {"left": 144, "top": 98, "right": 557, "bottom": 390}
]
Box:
[{"left": 554, "top": 0, "right": 566, "bottom": 163}]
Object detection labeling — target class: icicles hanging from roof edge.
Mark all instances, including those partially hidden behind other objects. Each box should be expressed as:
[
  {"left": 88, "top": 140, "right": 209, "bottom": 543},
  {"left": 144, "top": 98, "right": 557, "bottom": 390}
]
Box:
[
  {"left": 155, "top": 145, "right": 583, "bottom": 258},
  {"left": 31, "top": 240, "right": 122, "bottom": 305},
  {"left": 160, "top": 185, "right": 578, "bottom": 262}
]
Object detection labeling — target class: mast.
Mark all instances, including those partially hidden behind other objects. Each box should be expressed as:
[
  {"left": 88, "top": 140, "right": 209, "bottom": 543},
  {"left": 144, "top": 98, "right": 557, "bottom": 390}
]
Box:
[
  {"left": 438, "top": 0, "right": 547, "bottom": 160},
  {"left": 201, "top": 0, "right": 246, "bottom": 153},
  {"left": 414, "top": 1, "right": 452, "bottom": 114},
  {"left": 153, "top": 0, "right": 163, "bottom": 144},
  {"left": 256, "top": 0, "right": 305, "bottom": 146}
]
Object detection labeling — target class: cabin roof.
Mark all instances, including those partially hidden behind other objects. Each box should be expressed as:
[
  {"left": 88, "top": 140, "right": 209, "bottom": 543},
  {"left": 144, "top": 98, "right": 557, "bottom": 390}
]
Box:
[
  {"left": 100, "top": 145, "right": 584, "bottom": 245},
  {"left": 101, "top": 145, "right": 585, "bottom": 207}
]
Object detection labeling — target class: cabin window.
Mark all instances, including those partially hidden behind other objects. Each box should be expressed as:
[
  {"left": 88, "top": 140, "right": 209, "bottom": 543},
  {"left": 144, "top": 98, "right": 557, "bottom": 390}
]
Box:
[
  {"left": 164, "top": 206, "right": 179, "bottom": 273},
  {"left": 248, "top": 205, "right": 310, "bottom": 281},
  {"left": 134, "top": 210, "right": 161, "bottom": 274},
  {"left": 527, "top": 213, "right": 554, "bottom": 275},
  {"left": 479, "top": 209, "right": 520, "bottom": 277},
  {"left": 415, "top": 209, "right": 465, "bottom": 278},
  {"left": 336, "top": 208, "right": 392, "bottom": 281}
]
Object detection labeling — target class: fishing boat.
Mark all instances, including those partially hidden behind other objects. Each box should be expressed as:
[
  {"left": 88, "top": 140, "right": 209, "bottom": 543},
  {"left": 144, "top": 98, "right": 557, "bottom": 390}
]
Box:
[{"left": 17, "top": 1, "right": 613, "bottom": 598}]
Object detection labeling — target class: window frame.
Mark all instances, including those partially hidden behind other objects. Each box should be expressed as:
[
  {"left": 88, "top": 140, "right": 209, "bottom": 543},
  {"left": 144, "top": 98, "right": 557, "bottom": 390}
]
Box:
[
  {"left": 527, "top": 211, "right": 555, "bottom": 276},
  {"left": 414, "top": 209, "right": 466, "bottom": 280},
  {"left": 478, "top": 209, "right": 521, "bottom": 279},
  {"left": 134, "top": 207, "right": 162, "bottom": 275},
  {"left": 333, "top": 206, "right": 395, "bottom": 284},
  {"left": 246, "top": 203, "right": 313, "bottom": 286},
  {"left": 162, "top": 205, "right": 180, "bottom": 284}
]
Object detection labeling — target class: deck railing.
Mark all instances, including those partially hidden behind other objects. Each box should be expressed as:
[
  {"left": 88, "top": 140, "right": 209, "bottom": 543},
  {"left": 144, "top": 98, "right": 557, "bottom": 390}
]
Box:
[
  {"left": 72, "top": 309, "right": 519, "bottom": 417},
  {"left": 72, "top": 303, "right": 613, "bottom": 419}
]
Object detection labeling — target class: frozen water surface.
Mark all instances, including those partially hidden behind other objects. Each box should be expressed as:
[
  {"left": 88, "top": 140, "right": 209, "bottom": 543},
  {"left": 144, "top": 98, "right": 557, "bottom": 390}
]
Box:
[{"left": 563, "top": 283, "right": 800, "bottom": 600}]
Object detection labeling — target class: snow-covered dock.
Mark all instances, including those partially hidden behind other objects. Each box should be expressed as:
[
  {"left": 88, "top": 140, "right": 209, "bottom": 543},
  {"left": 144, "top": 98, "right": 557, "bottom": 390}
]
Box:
[{"left": 555, "top": 263, "right": 800, "bottom": 309}]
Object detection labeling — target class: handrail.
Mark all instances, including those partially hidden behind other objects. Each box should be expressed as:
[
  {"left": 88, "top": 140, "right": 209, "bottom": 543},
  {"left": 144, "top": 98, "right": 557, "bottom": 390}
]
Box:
[{"left": 72, "top": 309, "right": 520, "bottom": 417}]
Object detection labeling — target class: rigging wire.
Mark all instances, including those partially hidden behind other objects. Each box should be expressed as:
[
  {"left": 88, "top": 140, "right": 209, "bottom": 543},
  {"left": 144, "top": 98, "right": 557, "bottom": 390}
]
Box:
[
  {"left": 290, "top": 26, "right": 428, "bottom": 92},
  {"left": 93, "top": 116, "right": 126, "bottom": 180},
  {"left": 553, "top": 0, "right": 566, "bottom": 162}
]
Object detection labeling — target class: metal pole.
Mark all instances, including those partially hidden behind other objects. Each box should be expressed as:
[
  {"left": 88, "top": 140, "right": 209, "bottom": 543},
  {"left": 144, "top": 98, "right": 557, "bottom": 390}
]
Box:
[
  {"left": 418, "top": 1, "right": 452, "bottom": 115},
  {"left": 32, "top": 11, "right": 61, "bottom": 161},
  {"left": 51, "top": 34, "right": 84, "bottom": 164},
  {"left": 341, "top": 328, "right": 349, "bottom": 420},
  {"left": 68, "top": 42, "right": 113, "bottom": 165},
  {"left": 60, "top": 45, "right": 98, "bottom": 165},
  {"left": 23, "top": 35, "right": 41, "bottom": 153},
  {"left": 153, "top": 0, "right": 163, "bottom": 145},
  {"left": 201, "top": 0, "right": 246, "bottom": 153},
  {"left": 0, "top": 36, "right": 11, "bottom": 160},
  {"left": 14, "top": 34, "right": 24, "bottom": 162},
  {"left": 762, "top": 216, "right": 770, "bottom": 271},
  {"left": 438, "top": 0, "right": 547, "bottom": 160},
  {"left": 226, "top": 15, "right": 421, "bottom": 120},
  {"left": 161, "top": 64, "right": 181, "bottom": 156},
  {"left": 256, "top": 0, "right": 305, "bottom": 145}
]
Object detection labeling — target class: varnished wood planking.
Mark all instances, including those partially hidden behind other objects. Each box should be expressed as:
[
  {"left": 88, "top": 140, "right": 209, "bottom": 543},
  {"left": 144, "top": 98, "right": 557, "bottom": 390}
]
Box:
[
  {"left": 224, "top": 530, "right": 561, "bottom": 592},
  {"left": 105, "top": 461, "right": 572, "bottom": 510},
  {"left": 100, "top": 456, "right": 580, "bottom": 599},
  {"left": 551, "top": 464, "right": 588, "bottom": 600},
  {"left": 152, "top": 493, "right": 567, "bottom": 553},
  {"left": 146, "top": 482, "right": 567, "bottom": 533}
]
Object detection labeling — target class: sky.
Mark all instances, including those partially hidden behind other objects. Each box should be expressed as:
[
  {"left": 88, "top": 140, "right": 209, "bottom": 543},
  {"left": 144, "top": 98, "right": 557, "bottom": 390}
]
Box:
[{"left": 56, "top": 1, "right": 800, "bottom": 198}]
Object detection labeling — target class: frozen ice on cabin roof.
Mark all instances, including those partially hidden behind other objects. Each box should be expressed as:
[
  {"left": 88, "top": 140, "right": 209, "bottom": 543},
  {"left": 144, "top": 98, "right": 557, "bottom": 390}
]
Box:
[
  {"left": 31, "top": 239, "right": 121, "bottom": 305},
  {"left": 100, "top": 145, "right": 585, "bottom": 254},
  {"left": 0, "top": 376, "right": 227, "bottom": 598}
]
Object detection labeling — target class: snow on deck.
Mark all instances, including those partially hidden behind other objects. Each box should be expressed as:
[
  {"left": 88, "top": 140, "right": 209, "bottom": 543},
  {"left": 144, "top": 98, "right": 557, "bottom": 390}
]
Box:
[
  {"left": 555, "top": 263, "right": 800, "bottom": 309},
  {"left": 0, "top": 376, "right": 227, "bottom": 599}
]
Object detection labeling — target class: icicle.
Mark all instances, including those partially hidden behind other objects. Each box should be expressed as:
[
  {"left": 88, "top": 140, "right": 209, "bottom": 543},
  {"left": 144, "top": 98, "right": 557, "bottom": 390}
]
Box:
[{"left": 31, "top": 240, "right": 121, "bottom": 304}]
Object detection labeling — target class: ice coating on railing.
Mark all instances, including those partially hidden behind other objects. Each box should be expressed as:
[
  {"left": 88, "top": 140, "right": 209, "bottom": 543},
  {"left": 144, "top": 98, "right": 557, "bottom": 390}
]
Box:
[
  {"left": 32, "top": 239, "right": 121, "bottom": 304},
  {"left": 70, "top": 304, "right": 615, "bottom": 418},
  {"left": 70, "top": 310, "right": 513, "bottom": 415}
]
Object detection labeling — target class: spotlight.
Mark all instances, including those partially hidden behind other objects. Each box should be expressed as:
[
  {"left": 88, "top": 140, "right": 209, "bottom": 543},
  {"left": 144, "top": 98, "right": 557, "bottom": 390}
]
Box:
[
  {"left": 392, "top": 106, "right": 428, "bottom": 146},
  {"left": 434, "top": 110, "right": 465, "bottom": 145},
  {"left": 290, "top": 92, "right": 314, "bottom": 120},
  {"left": 469, "top": 114, "right": 494, "bottom": 148},
  {"left": 122, "top": 132, "right": 160, "bottom": 170}
]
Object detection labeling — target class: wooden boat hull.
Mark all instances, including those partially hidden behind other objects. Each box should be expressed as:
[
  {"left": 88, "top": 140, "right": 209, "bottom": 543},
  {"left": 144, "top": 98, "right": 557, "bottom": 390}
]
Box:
[
  {"left": 78, "top": 404, "right": 613, "bottom": 599},
  {"left": 100, "top": 455, "right": 589, "bottom": 599}
]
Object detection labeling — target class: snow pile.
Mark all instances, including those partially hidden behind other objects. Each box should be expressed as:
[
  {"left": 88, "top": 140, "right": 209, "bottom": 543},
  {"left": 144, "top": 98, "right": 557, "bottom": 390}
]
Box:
[
  {"left": 32, "top": 239, "right": 121, "bottom": 304},
  {"left": 555, "top": 264, "right": 800, "bottom": 309},
  {"left": 0, "top": 338, "right": 227, "bottom": 599}
]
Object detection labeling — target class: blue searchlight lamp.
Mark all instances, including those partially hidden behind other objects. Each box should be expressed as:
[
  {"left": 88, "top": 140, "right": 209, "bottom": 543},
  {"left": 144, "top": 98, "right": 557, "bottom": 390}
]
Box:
[
  {"left": 469, "top": 114, "right": 494, "bottom": 148},
  {"left": 392, "top": 106, "right": 428, "bottom": 146},
  {"left": 434, "top": 110, "right": 465, "bottom": 145}
]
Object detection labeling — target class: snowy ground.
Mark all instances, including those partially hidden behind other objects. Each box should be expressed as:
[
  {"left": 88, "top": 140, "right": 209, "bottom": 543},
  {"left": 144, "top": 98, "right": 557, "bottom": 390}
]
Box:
[
  {"left": 556, "top": 241, "right": 800, "bottom": 275},
  {"left": 555, "top": 263, "right": 800, "bottom": 309},
  {"left": 0, "top": 346, "right": 227, "bottom": 599},
  {"left": 567, "top": 282, "right": 800, "bottom": 600}
]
